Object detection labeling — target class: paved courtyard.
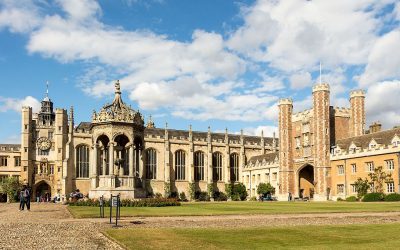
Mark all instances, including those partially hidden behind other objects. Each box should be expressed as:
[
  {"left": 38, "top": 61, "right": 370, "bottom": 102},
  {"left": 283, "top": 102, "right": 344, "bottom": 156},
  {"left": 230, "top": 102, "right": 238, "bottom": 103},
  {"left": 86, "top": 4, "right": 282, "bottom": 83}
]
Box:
[
  {"left": 2, "top": 203, "right": 400, "bottom": 249},
  {"left": 0, "top": 203, "right": 122, "bottom": 250}
]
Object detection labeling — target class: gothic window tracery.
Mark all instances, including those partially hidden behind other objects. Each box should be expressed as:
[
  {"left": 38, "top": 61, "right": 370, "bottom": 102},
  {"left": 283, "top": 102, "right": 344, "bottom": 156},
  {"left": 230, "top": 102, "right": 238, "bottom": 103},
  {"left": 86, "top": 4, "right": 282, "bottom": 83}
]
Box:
[
  {"left": 175, "top": 150, "right": 186, "bottom": 180},
  {"left": 76, "top": 145, "right": 89, "bottom": 178}
]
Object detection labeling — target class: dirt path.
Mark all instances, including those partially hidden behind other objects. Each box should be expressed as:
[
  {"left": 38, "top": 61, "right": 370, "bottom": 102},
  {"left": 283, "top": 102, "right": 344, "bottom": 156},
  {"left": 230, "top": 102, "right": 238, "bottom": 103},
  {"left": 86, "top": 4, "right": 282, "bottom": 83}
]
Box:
[
  {"left": 112, "top": 211, "right": 400, "bottom": 229},
  {"left": 0, "top": 203, "right": 122, "bottom": 250}
]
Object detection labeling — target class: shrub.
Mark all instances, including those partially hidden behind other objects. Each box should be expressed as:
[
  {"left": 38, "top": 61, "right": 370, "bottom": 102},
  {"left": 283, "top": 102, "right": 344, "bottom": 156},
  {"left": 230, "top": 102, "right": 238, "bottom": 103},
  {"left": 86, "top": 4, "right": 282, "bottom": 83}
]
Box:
[
  {"left": 257, "top": 183, "right": 275, "bottom": 196},
  {"left": 188, "top": 182, "right": 196, "bottom": 200},
  {"left": 154, "top": 193, "right": 163, "bottom": 199},
  {"left": 231, "top": 193, "right": 240, "bottom": 201},
  {"left": 362, "top": 192, "right": 384, "bottom": 202},
  {"left": 179, "top": 192, "right": 188, "bottom": 202},
  {"left": 225, "top": 183, "right": 233, "bottom": 198},
  {"left": 169, "top": 191, "right": 178, "bottom": 199},
  {"left": 195, "top": 191, "right": 210, "bottom": 201},
  {"left": 384, "top": 193, "right": 400, "bottom": 201},
  {"left": 233, "top": 183, "right": 248, "bottom": 201},
  {"left": 213, "top": 191, "right": 227, "bottom": 201},
  {"left": 249, "top": 196, "right": 257, "bottom": 201},
  {"left": 67, "top": 198, "right": 181, "bottom": 207},
  {"left": 345, "top": 196, "right": 358, "bottom": 202},
  {"left": 337, "top": 197, "right": 344, "bottom": 201}
]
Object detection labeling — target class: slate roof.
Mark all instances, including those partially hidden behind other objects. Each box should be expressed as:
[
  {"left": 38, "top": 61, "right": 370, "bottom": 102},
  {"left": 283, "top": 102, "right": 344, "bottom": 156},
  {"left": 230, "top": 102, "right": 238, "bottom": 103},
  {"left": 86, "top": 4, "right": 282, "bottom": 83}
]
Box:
[
  {"left": 75, "top": 122, "right": 92, "bottom": 132},
  {"left": 248, "top": 152, "right": 279, "bottom": 164},
  {"left": 144, "top": 127, "right": 276, "bottom": 144},
  {"left": 335, "top": 127, "right": 400, "bottom": 149},
  {"left": 0, "top": 144, "right": 21, "bottom": 151}
]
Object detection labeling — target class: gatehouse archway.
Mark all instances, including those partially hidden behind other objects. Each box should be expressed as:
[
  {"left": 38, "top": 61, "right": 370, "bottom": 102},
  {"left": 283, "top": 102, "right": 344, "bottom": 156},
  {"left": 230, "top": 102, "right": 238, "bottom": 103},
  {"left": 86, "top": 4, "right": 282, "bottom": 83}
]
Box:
[
  {"left": 298, "top": 164, "right": 314, "bottom": 199},
  {"left": 34, "top": 181, "right": 52, "bottom": 201}
]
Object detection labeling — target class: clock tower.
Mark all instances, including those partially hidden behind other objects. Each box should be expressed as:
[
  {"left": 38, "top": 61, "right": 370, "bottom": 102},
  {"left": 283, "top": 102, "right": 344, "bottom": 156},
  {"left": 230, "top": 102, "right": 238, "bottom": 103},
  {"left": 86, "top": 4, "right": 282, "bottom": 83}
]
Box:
[{"left": 20, "top": 84, "right": 69, "bottom": 199}]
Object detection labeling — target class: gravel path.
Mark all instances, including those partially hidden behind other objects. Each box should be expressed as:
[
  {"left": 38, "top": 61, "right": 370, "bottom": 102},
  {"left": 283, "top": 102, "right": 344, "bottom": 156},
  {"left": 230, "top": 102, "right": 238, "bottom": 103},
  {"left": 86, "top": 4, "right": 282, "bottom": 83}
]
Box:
[
  {"left": 2, "top": 203, "right": 400, "bottom": 249},
  {"left": 0, "top": 203, "right": 123, "bottom": 250},
  {"left": 115, "top": 211, "right": 400, "bottom": 229}
]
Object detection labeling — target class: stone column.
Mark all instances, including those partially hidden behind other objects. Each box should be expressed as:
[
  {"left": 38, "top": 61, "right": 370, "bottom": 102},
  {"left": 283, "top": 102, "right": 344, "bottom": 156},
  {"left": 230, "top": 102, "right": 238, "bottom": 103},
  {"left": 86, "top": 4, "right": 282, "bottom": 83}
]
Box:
[
  {"left": 91, "top": 144, "right": 98, "bottom": 188},
  {"left": 139, "top": 148, "right": 144, "bottom": 179},
  {"left": 129, "top": 146, "right": 134, "bottom": 177},
  {"left": 109, "top": 143, "right": 114, "bottom": 175},
  {"left": 102, "top": 148, "right": 106, "bottom": 176},
  {"left": 93, "top": 144, "right": 98, "bottom": 177}
]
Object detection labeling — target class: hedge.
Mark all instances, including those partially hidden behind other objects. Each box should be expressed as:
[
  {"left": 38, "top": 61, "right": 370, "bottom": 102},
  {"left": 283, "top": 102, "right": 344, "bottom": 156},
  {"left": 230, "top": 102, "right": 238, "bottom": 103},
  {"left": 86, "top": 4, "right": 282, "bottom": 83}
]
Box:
[
  {"left": 362, "top": 192, "right": 385, "bottom": 202},
  {"left": 384, "top": 193, "right": 400, "bottom": 201},
  {"left": 67, "top": 198, "right": 181, "bottom": 207},
  {"left": 345, "top": 196, "right": 358, "bottom": 202}
]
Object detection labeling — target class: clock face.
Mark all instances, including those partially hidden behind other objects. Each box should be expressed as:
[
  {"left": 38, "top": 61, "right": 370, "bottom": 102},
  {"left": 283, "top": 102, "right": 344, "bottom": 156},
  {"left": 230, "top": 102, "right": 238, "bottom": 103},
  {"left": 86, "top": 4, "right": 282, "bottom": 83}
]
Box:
[{"left": 37, "top": 137, "right": 51, "bottom": 151}]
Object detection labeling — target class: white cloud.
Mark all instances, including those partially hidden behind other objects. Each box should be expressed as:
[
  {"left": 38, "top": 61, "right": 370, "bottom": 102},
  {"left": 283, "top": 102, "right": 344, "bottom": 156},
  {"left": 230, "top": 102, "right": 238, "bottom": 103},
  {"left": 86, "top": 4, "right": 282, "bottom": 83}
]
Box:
[
  {"left": 0, "top": 96, "right": 41, "bottom": 113},
  {"left": 243, "top": 125, "right": 278, "bottom": 138},
  {"left": 365, "top": 80, "right": 400, "bottom": 129},
  {"left": 227, "top": 0, "right": 389, "bottom": 72},
  {"left": 290, "top": 71, "right": 312, "bottom": 90},
  {"left": 0, "top": 0, "right": 41, "bottom": 33},
  {"left": 358, "top": 30, "right": 400, "bottom": 87}
]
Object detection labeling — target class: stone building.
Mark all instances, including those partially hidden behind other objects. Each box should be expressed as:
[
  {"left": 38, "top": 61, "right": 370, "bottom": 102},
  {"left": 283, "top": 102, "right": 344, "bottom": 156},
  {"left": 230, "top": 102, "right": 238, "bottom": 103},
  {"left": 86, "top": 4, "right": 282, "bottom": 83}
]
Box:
[
  {"left": 0, "top": 81, "right": 276, "bottom": 200},
  {"left": 242, "top": 83, "right": 399, "bottom": 201},
  {"left": 1, "top": 80, "right": 399, "bottom": 201}
]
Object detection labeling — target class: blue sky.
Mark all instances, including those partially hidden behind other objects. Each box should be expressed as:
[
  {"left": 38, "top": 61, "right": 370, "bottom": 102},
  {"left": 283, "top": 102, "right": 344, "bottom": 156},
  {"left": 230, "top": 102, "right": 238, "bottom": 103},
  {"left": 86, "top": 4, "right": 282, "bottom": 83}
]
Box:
[{"left": 0, "top": 0, "right": 399, "bottom": 143}]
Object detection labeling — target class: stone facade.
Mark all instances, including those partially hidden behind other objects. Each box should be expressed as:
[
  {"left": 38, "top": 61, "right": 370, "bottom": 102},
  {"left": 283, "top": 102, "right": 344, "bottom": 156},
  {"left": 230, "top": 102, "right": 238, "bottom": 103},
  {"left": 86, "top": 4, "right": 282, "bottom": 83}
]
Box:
[
  {"left": 1, "top": 80, "right": 399, "bottom": 201},
  {"left": 0, "top": 81, "right": 275, "bottom": 200}
]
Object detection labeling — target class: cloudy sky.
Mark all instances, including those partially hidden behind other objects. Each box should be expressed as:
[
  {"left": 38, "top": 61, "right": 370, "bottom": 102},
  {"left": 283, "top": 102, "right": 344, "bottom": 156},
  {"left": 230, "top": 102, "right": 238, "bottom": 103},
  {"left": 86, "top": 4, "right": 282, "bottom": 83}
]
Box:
[{"left": 0, "top": 0, "right": 399, "bottom": 143}]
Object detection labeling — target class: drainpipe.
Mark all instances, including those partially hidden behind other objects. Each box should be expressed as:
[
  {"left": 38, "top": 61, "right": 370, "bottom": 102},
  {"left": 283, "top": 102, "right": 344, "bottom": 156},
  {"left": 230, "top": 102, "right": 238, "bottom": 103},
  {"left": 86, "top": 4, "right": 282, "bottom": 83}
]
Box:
[
  {"left": 397, "top": 153, "right": 400, "bottom": 193},
  {"left": 249, "top": 169, "right": 252, "bottom": 197},
  {"left": 344, "top": 159, "right": 347, "bottom": 197}
]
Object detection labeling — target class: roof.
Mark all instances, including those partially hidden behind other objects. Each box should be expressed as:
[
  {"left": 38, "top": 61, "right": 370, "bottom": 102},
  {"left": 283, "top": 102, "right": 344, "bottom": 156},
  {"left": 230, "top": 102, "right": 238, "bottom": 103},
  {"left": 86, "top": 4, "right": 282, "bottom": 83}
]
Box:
[
  {"left": 75, "top": 122, "right": 92, "bottom": 132},
  {"left": 248, "top": 152, "right": 279, "bottom": 164},
  {"left": 144, "top": 127, "right": 276, "bottom": 144},
  {"left": 335, "top": 127, "right": 400, "bottom": 149},
  {"left": 0, "top": 144, "right": 21, "bottom": 151}
]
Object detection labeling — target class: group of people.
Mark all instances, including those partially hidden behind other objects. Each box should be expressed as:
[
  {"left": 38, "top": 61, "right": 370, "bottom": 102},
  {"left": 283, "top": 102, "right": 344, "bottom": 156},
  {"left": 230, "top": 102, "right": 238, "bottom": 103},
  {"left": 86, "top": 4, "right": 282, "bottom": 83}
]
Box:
[
  {"left": 19, "top": 185, "right": 31, "bottom": 211},
  {"left": 36, "top": 192, "right": 51, "bottom": 202}
]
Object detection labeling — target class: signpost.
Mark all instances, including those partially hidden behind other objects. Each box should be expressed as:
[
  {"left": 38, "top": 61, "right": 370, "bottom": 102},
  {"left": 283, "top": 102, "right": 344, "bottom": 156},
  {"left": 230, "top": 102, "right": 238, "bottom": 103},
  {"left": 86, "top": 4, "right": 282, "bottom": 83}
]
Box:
[
  {"left": 109, "top": 194, "right": 121, "bottom": 227},
  {"left": 99, "top": 195, "right": 105, "bottom": 218}
]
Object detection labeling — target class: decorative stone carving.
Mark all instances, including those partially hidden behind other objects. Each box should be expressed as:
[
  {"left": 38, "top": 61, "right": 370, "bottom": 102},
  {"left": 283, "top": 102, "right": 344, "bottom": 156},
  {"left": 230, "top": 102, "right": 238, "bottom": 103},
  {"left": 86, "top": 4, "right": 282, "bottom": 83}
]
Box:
[{"left": 92, "top": 80, "right": 144, "bottom": 126}]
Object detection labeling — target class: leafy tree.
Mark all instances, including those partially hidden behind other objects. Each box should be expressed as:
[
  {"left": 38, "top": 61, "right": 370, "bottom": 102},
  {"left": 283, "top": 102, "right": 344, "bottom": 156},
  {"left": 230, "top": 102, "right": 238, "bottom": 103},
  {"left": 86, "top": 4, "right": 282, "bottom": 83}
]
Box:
[
  {"left": 0, "top": 177, "right": 22, "bottom": 202},
  {"left": 353, "top": 178, "right": 369, "bottom": 200},
  {"left": 368, "top": 166, "right": 392, "bottom": 193},
  {"left": 257, "top": 183, "right": 275, "bottom": 196}
]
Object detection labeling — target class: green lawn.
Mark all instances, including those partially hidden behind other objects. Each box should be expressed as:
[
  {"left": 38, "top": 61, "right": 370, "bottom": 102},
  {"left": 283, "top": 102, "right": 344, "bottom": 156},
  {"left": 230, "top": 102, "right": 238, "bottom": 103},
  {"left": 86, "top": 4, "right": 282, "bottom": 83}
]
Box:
[
  {"left": 105, "top": 223, "right": 400, "bottom": 249},
  {"left": 68, "top": 201, "right": 400, "bottom": 218}
]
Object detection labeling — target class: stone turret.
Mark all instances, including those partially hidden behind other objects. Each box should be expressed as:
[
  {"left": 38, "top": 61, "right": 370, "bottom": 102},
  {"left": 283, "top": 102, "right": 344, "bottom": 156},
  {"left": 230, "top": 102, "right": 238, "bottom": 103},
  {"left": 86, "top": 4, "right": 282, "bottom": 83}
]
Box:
[
  {"left": 312, "top": 83, "right": 331, "bottom": 200},
  {"left": 278, "top": 98, "right": 294, "bottom": 198},
  {"left": 349, "top": 89, "right": 365, "bottom": 137}
]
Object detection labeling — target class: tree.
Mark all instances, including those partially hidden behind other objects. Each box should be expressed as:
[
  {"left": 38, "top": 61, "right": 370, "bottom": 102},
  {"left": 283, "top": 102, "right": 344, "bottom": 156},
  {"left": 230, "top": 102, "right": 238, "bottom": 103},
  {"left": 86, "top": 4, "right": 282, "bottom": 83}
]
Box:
[
  {"left": 257, "top": 183, "right": 275, "bottom": 196},
  {"left": 0, "top": 177, "right": 22, "bottom": 202},
  {"left": 368, "top": 166, "right": 392, "bottom": 193},
  {"left": 353, "top": 178, "right": 369, "bottom": 200},
  {"left": 232, "top": 183, "right": 248, "bottom": 201}
]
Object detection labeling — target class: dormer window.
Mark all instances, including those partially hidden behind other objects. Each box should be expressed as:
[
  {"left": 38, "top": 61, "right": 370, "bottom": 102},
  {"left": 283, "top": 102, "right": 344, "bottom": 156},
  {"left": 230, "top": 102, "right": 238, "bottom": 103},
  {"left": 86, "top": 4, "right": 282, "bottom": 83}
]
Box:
[{"left": 369, "top": 139, "right": 378, "bottom": 150}]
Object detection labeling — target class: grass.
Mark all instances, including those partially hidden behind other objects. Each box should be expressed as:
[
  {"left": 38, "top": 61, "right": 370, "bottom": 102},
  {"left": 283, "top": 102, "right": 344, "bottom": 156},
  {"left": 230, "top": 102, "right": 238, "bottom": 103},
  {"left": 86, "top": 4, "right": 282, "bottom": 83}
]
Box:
[
  {"left": 105, "top": 223, "right": 400, "bottom": 249},
  {"left": 68, "top": 201, "right": 400, "bottom": 218}
]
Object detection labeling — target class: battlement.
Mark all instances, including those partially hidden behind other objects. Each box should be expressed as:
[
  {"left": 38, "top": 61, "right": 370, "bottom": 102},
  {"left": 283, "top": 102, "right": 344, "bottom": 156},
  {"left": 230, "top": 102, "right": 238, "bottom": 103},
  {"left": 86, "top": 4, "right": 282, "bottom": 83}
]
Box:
[
  {"left": 333, "top": 107, "right": 351, "bottom": 117},
  {"left": 350, "top": 89, "right": 365, "bottom": 98},
  {"left": 292, "top": 109, "right": 313, "bottom": 122},
  {"left": 312, "top": 83, "right": 330, "bottom": 93},
  {"left": 278, "top": 98, "right": 293, "bottom": 106}
]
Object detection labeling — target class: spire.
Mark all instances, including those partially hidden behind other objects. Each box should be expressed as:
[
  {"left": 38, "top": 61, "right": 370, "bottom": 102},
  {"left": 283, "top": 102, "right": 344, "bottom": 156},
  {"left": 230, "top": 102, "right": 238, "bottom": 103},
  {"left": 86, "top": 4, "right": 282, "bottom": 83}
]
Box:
[
  {"left": 146, "top": 115, "right": 155, "bottom": 128},
  {"left": 112, "top": 80, "right": 123, "bottom": 108},
  {"left": 319, "top": 62, "right": 322, "bottom": 84},
  {"left": 46, "top": 80, "right": 49, "bottom": 97},
  {"left": 43, "top": 81, "right": 51, "bottom": 102}
]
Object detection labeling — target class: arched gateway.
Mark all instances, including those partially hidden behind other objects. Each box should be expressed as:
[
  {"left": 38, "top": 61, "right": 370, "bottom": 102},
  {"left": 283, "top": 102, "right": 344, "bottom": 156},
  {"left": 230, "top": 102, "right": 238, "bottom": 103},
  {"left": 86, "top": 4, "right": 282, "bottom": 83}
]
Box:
[{"left": 298, "top": 165, "right": 314, "bottom": 199}]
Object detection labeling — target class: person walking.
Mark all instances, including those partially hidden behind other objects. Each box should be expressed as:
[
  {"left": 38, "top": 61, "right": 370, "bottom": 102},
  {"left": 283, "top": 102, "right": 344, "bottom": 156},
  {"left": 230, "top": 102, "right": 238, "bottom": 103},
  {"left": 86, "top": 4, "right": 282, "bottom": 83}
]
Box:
[
  {"left": 25, "top": 186, "right": 31, "bottom": 211},
  {"left": 19, "top": 186, "right": 26, "bottom": 211}
]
